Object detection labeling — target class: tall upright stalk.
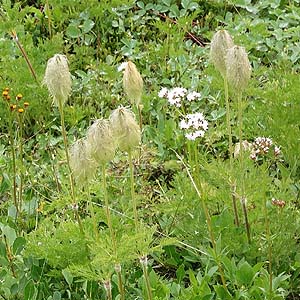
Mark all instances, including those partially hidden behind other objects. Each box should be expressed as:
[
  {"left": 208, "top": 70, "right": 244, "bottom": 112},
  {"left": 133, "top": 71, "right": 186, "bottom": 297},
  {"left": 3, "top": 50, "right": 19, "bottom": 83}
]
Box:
[
  {"left": 58, "top": 101, "right": 83, "bottom": 234},
  {"left": 128, "top": 150, "right": 138, "bottom": 230},
  {"left": 7, "top": 111, "right": 19, "bottom": 217},
  {"left": 224, "top": 77, "right": 239, "bottom": 227},
  {"left": 102, "top": 166, "right": 125, "bottom": 300},
  {"left": 178, "top": 154, "right": 227, "bottom": 290},
  {"left": 17, "top": 111, "right": 24, "bottom": 214},
  {"left": 128, "top": 150, "right": 153, "bottom": 300},
  {"left": 237, "top": 93, "right": 251, "bottom": 244}
]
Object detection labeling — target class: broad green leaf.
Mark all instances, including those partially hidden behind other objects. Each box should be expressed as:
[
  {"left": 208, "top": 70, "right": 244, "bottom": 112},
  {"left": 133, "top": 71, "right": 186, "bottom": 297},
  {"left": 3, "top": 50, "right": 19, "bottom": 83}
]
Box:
[
  {"left": 213, "top": 285, "right": 232, "bottom": 300},
  {"left": 13, "top": 237, "right": 26, "bottom": 255},
  {"left": 24, "top": 280, "right": 36, "bottom": 300},
  {"left": 2, "top": 225, "right": 16, "bottom": 246},
  {"left": 82, "top": 19, "right": 95, "bottom": 33},
  {"left": 66, "top": 25, "right": 81, "bottom": 38},
  {"left": 236, "top": 261, "right": 255, "bottom": 286},
  {"left": 53, "top": 291, "right": 61, "bottom": 300},
  {"left": 62, "top": 268, "right": 73, "bottom": 286}
]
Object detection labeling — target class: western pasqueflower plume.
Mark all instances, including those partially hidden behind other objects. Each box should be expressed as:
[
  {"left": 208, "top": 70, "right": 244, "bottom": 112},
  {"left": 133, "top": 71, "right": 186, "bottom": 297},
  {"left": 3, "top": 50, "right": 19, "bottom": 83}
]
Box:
[{"left": 43, "top": 54, "right": 72, "bottom": 107}]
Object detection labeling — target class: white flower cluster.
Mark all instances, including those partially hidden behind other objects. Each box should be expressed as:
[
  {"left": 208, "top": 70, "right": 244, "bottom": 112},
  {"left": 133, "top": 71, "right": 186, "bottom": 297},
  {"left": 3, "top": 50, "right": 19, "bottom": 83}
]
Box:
[
  {"left": 250, "top": 137, "right": 281, "bottom": 160},
  {"left": 179, "top": 112, "right": 208, "bottom": 141},
  {"left": 158, "top": 87, "right": 201, "bottom": 107}
]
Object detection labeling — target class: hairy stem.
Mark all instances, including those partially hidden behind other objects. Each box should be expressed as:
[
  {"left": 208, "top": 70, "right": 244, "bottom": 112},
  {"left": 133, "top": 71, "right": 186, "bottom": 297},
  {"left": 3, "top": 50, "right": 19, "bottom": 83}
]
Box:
[
  {"left": 225, "top": 77, "right": 240, "bottom": 227},
  {"left": 128, "top": 150, "right": 138, "bottom": 231},
  {"left": 58, "top": 100, "right": 83, "bottom": 234}
]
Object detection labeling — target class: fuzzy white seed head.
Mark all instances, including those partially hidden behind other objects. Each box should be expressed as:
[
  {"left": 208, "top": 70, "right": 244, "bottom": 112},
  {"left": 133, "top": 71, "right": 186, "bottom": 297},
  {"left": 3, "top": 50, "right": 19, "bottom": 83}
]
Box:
[
  {"left": 86, "top": 119, "right": 116, "bottom": 165},
  {"left": 123, "top": 61, "right": 143, "bottom": 106},
  {"left": 43, "top": 54, "right": 72, "bottom": 107},
  {"left": 70, "top": 138, "right": 96, "bottom": 185},
  {"left": 109, "top": 106, "right": 141, "bottom": 152},
  {"left": 226, "top": 45, "right": 252, "bottom": 93},
  {"left": 210, "top": 30, "right": 234, "bottom": 78}
]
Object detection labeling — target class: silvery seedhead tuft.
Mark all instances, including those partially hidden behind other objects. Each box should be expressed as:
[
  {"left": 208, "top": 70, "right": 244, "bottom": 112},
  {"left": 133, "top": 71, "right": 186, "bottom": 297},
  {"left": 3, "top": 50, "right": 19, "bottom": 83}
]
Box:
[
  {"left": 70, "top": 138, "right": 96, "bottom": 185},
  {"left": 226, "top": 45, "right": 252, "bottom": 93},
  {"left": 210, "top": 30, "right": 234, "bottom": 78},
  {"left": 123, "top": 61, "right": 143, "bottom": 106},
  {"left": 109, "top": 106, "right": 141, "bottom": 152},
  {"left": 43, "top": 54, "right": 72, "bottom": 107},
  {"left": 86, "top": 119, "right": 116, "bottom": 165}
]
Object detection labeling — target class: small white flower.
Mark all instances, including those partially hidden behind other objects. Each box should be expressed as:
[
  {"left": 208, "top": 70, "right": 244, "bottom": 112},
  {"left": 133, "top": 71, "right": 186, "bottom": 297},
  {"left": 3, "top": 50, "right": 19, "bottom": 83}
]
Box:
[
  {"left": 118, "top": 62, "right": 128, "bottom": 72},
  {"left": 179, "top": 119, "right": 189, "bottom": 129},
  {"left": 274, "top": 146, "right": 281, "bottom": 156},
  {"left": 180, "top": 112, "right": 208, "bottom": 141},
  {"left": 185, "top": 130, "right": 205, "bottom": 141},
  {"left": 158, "top": 87, "right": 168, "bottom": 98},
  {"left": 187, "top": 91, "right": 201, "bottom": 101}
]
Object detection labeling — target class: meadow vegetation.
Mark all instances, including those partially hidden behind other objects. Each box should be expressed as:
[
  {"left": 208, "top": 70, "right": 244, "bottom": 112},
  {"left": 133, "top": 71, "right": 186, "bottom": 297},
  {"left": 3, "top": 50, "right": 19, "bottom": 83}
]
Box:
[{"left": 0, "top": 1, "right": 300, "bottom": 299}]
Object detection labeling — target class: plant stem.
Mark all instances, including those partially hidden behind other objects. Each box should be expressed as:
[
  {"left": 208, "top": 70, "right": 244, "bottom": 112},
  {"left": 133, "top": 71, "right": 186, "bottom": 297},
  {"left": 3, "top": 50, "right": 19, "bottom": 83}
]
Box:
[
  {"left": 141, "top": 256, "right": 153, "bottom": 300},
  {"left": 177, "top": 154, "right": 227, "bottom": 290},
  {"left": 241, "top": 197, "right": 251, "bottom": 244},
  {"left": 86, "top": 185, "right": 99, "bottom": 241},
  {"left": 7, "top": 115, "right": 19, "bottom": 217},
  {"left": 102, "top": 167, "right": 125, "bottom": 299},
  {"left": 138, "top": 104, "right": 143, "bottom": 133},
  {"left": 11, "top": 31, "right": 38, "bottom": 82},
  {"left": 4, "top": 235, "right": 16, "bottom": 278},
  {"left": 58, "top": 100, "right": 83, "bottom": 234},
  {"left": 45, "top": 0, "right": 52, "bottom": 39},
  {"left": 263, "top": 197, "right": 273, "bottom": 299},
  {"left": 17, "top": 112, "right": 24, "bottom": 214},
  {"left": 102, "top": 166, "right": 117, "bottom": 251},
  {"left": 224, "top": 77, "right": 240, "bottom": 227},
  {"left": 103, "top": 279, "right": 112, "bottom": 300},
  {"left": 237, "top": 92, "right": 251, "bottom": 243},
  {"left": 115, "top": 265, "right": 125, "bottom": 300},
  {"left": 128, "top": 150, "right": 138, "bottom": 231}
]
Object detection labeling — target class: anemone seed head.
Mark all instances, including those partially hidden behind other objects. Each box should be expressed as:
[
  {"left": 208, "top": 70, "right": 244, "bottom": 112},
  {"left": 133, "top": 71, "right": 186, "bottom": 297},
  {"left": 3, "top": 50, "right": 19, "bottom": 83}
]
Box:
[
  {"left": 210, "top": 30, "right": 234, "bottom": 78},
  {"left": 86, "top": 119, "right": 116, "bottom": 165},
  {"left": 70, "top": 138, "right": 96, "bottom": 185},
  {"left": 43, "top": 54, "right": 72, "bottom": 107},
  {"left": 226, "top": 45, "right": 252, "bottom": 93},
  {"left": 123, "top": 61, "right": 143, "bottom": 106},
  {"left": 109, "top": 106, "right": 141, "bottom": 152}
]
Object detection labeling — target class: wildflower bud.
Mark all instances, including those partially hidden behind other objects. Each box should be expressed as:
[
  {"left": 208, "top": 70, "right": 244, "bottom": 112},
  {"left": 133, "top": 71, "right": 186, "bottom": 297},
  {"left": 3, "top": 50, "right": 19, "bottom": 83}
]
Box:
[
  {"left": 6, "top": 95, "right": 11, "bottom": 101},
  {"left": 24, "top": 102, "right": 29, "bottom": 108},
  {"left": 210, "top": 30, "right": 234, "bottom": 78},
  {"left": 109, "top": 106, "right": 141, "bottom": 152},
  {"left": 86, "top": 119, "right": 116, "bottom": 165},
  {"left": 10, "top": 104, "right": 17, "bottom": 111},
  {"left": 226, "top": 45, "right": 252, "bottom": 93},
  {"left": 4, "top": 87, "right": 9, "bottom": 92},
  {"left": 70, "top": 138, "right": 96, "bottom": 185},
  {"left": 16, "top": 93, "right": 23, "bottom": 100},
  {"left": 103, "top": 280, "right": 111, "bottom": 293},
  {"left": 123, "top": 61, "right": 143, "bottom": 106},
  {"left": 18, "top": 108, "right": 24, "bottom": 113},
  {"left": 139, "top": 255, "right": 148, "bottom": 266},
  {"left": 114, "top": 264, "right": 121, "bottom": 273},
  {"left": 43, "top": 54, "right": 72, "bottom": 107}
]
